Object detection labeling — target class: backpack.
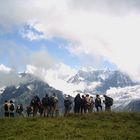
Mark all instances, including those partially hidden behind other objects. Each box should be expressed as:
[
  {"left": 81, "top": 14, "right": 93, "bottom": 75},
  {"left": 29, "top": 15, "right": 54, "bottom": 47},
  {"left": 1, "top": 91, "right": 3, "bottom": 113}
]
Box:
[
  {"left": 53, "top": 96, "right": 58, "bottom": 103},
  {"left": 42, "top": 97, "right": 47, "bottom": 106},
  {"left": 95, "top": 98, "right": 101, "bottom": 105},
  {"left": 30, "top": 99, "right": 36, "bottom": 106},
  {"left": 16, "top": 105, "right": 21, "bottom": 113},
  {"left": 4, "top": 103, "right": 9, "bottom": 111},
  {"left": 107, "top": 97, "right": 113, "bottom": 106},
  {"left": 49, "top": 96, "right": 58, "bottom": 106},
  {"left": 64, "top": 99, "right": 71, "bottom": 107},
  {"left": 30, "top": 96, "right": 39, "bottom": 106},
  {"left": 20, "top": 105, "right": 23, "bottom": 112},
  {"left": 27, "top": 106, "right": 32, "bottom": 113},
  {"left": 9, "top": 104, "right": 15, "bottom": 111}
]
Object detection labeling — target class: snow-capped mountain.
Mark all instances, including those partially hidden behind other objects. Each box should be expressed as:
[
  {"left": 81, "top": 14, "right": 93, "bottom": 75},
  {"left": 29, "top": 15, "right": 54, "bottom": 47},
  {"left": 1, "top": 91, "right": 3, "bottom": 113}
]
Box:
[
  {"left": 67, "top": 69, "right": 138, "bottom": 93},
  {"left": 66, "top": 69, "right": 140, "bottom": 111},
  {"left": 107, "top": 85, "right": 140, "bottom": 112},
  {"left": 0, "top": 67, "right": 140, "bottom": 112}
]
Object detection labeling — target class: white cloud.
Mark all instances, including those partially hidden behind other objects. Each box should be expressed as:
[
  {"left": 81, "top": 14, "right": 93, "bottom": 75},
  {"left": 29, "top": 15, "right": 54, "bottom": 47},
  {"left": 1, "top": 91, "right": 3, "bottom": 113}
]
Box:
[
  {"left": 26, "top": 63, "right": 77, "bottom": 95},
  {"left": 0, "top": 40, "right": 30, "bottom": 70},
  {"left": 0, "top": 66, "right": 26, "bottom": 88},
  {"left": 0, "top": 64, "right": 11, "bottom": 73},
  {"left": 25, "top": 63, "right": 101, "bottom": 96},
  {"left": 1, "top": 0, "right": 140, "bottom": 80},
  {"left": 30, "top": 51, "right": 55, "bottom": 69}
]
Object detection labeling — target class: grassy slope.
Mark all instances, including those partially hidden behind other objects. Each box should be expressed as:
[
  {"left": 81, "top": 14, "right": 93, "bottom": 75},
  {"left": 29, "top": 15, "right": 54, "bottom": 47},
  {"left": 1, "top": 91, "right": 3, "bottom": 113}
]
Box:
[{"left": 0, "top": 112, "right": 140, "bottom": 140}]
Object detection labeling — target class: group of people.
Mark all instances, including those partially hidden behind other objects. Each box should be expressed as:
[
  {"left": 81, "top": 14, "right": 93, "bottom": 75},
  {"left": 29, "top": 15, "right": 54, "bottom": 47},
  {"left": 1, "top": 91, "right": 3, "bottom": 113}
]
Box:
[
  {"left": 3, "top": 93, "right": 113, "bottom": 117},
  {"left": 4, "top": 100, "right": 23, "bottom": 117},
  {"left": 64, "top": 94, "right": 113, "bottom": 116},
  {"left": 27, "top": 93, "right": 59, "bottom": 117},
  {"left": 3, "top": 93, "right": 59, "bottom": 117}
]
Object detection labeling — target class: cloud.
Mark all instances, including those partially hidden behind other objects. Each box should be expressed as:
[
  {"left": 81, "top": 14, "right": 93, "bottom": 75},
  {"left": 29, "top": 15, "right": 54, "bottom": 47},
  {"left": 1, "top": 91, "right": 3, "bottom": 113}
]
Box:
[
  {"left": 0, "top": 48, "right": 56, "bottom": 87},
  {"left": 30, "top": 50, "right": 56, "bottom": 69},
  {"left": 0, "top": 40, "right": 30, "bottom": 70},
  {"left": 0, "top": 67, "right": 26, "bottom": 88},
  {"left": 1, "top": 0, "right": 140, "bottom": 80},
  {"left": 0, "top": 40, "right": 56, "bottom": 71},
  {"left": 26, "top": 63, "right": 77, "bottom": 95},
  {"left": 0, "top": 64, "right": 11, "bottom": 72}
]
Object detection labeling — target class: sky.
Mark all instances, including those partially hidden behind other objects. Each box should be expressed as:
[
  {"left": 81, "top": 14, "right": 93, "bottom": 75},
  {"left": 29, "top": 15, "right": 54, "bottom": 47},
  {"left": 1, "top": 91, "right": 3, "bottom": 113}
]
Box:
[{"left": 1, "top": 0, "right": 140, "bottom": 82}]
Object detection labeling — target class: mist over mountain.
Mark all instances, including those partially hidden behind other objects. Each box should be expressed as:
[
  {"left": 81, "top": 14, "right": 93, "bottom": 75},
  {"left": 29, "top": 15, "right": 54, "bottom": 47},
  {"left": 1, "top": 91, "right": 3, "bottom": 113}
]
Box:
[{"left": 0, "top": 67, "right": 140, "bottom": 112}]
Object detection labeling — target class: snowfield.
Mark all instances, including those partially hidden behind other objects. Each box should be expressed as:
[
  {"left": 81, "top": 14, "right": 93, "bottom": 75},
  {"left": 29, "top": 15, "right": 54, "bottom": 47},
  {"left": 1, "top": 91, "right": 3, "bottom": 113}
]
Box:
[{"left": 106, "top": 85, "right": 140, "bottom": 111}]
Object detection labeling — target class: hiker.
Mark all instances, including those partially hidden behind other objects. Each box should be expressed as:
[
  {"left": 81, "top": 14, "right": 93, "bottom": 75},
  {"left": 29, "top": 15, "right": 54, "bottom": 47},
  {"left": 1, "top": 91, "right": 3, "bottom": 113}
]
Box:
[
  {"left": 16, "top": 104, "right": 24, "bottom": 117},
  {"left": 4, "top": 100, "right": 9, "bottom": 117},
  {"left": 74, "top": 93, "right": 82, "bottom": 113},
  {"left": 42, "top": 94, "right": 50, "bottom": 117},
  {"left": 103, "top": 95, "right": 113, "bottom": 112},
  {"left": 64, "top": 95, "right": 72, "bottom": 116},
  {"left": 26, "top": 105, "right": 33, "bottom": 117},
  {"left": 38, "top": 102, "right": 44, "bottom": 117},
  {"left": 85, "top": 94, "right": 91, "bottom": 113},
  {"left": 95, "top": 94, "right": 102, "bottom": 112},
  {"left": 49, "top": 93, "right": 59, "bottom": 117},
  {"left": 30, "top": 95, "right": 40, "bottom": 117},
  {"left": 89, "top": 96, "right": 94, "bottom": 113},
  {"left": 9, "top": 100, "right": 15, "bottom": 117},
  {"left": 81, "top": 95, "right": 87, "bottom": 114}
]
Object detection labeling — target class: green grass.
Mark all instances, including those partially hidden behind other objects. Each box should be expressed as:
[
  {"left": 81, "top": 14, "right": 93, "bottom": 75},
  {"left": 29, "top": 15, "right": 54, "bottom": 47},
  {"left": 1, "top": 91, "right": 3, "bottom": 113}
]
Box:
[{"left": 0, "top": 112, "right": 140, "bottom": 140}]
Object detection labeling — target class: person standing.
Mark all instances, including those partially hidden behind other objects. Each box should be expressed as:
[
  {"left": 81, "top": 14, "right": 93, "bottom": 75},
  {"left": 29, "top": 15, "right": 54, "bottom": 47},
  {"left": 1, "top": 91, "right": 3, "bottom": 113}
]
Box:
[
  {"left": 30, "top": 95, "right": 40, "bottom": 117},
  {"left": 4, "top": 100, "right": 9, "bottom": 117},
  {"left": 103, "top": 95, "right": 113, "bottom": 112},
  {"left": 16, "top": 104, "right": 24, "bottom": 117},
  {"left": 74, "top": 94, "right": 82, "bottom": 113},
  {"left": 89, "top": 96, "right": 94, "bottom": 113},
  {"left": 81, "top": 95, "right": 86, "bottom": 114},
  {"left": 95, "top": 94, "right": 102, "bottom": 112},
  {"left": 85, "top": 94, "right": 91, "bottom": 113},
  {"left": 9, "top": 100, "right": 15, "bottom": 117},
  {"left": 64, "top": 95, "right": 72, "bottom": 116}
]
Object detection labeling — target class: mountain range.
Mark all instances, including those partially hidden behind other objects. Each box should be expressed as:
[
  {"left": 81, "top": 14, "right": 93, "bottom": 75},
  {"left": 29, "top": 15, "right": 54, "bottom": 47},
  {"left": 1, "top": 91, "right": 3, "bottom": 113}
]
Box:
[{"left": 0, "top": 68, "right": 140, "bottom": 113}]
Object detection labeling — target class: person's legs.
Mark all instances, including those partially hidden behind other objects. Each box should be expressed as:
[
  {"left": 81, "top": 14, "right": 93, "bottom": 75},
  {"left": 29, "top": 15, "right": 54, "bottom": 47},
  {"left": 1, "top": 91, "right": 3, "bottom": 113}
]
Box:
[
  {"left": 5, "top": 112, "right": 9, "bottom": 117},
  {"left": 105, "top": 106, "right": 111, "bottom": 112},
  {"left": 96, "top": 106, "right": 99, "bottom": 112}
]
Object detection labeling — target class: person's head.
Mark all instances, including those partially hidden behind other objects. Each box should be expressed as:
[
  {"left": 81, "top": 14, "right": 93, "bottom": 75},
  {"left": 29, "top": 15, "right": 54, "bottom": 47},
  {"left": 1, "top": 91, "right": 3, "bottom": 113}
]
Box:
[
  {"left": 45, "top": 94, "right": 48, "bottom": 97},
  {"left": 77, "top": 93, "right": 80, "bottom": 97},
  {"left": 96, "top": 94, "right": 99, "bottom": 98},
  {"left": 82, "top": 95, "right": 85, "bottom": 98},
  {"left": 53, "top": 93, "right": 56, "bottom": 96},
  {"left": 5, "top": 100, "right": 8, "bottom": 103},
  {"left": 68, "top": 95, "right": 71, "bottom": 98},
  {"left": 86, "top": 94, "right": 89, "bottom": 97},
  {"left": 10, "top": 100, "right": 13, "bottom": 103},
  {"left": 103, "top": 95, "right": 107, "bottom": 97}
]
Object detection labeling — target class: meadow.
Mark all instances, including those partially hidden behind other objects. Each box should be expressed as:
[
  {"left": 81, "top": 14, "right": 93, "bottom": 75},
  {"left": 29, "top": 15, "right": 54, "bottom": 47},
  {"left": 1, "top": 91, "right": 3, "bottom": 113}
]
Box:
[{"left": 0, "top": 112, "right": 140, "bottom": 140}]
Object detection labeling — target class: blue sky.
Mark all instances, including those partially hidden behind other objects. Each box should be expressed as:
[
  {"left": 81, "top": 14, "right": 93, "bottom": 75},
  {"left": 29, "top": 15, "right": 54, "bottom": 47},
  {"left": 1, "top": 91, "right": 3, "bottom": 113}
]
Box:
[
  {"left": 1, "top": 0, "right": 140, "bottom": 79},
  {"left": 0, "top": 24, "right": 117, "bottom": 71},
  {"left": 0, "top": 27, "right": 81, "bottom": 68}
]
